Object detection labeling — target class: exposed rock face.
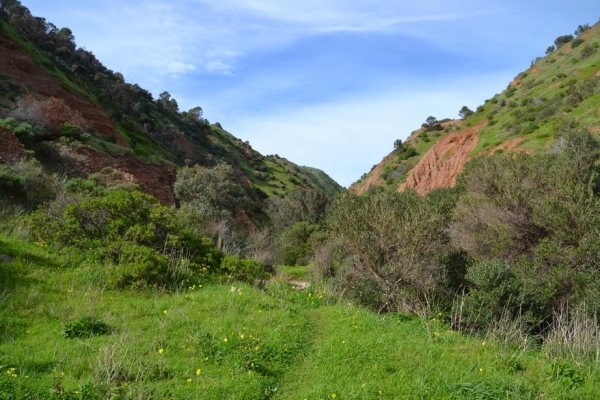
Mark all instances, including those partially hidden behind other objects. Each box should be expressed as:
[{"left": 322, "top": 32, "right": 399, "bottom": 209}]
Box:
[
  {"left": 0, "top": 28, "right": 125, "bottom": 145},
  {"left": 63, "top": 145, "right": 177, "bottom": 205},
  {"left": 0, "top": 126, "right": 25, "bottom": 163},
  {"left": 356, "top": 155, "right": 390, "bottom": 195},
  {"left": 399, "top": 120, "right": 486, "bottom": 195}
]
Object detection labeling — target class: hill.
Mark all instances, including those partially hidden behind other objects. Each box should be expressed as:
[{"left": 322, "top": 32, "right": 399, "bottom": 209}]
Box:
[
  {"left": 0, "top": 3, "right": 342, "bottom": 216},
  {"left": 351, "top": 22, "right": 600, "bottom": 195}
]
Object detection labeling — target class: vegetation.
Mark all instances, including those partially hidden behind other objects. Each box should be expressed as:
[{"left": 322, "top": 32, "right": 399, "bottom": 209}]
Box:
[{"left": 3, "top": 4, "right": 600, "bottom": 398}]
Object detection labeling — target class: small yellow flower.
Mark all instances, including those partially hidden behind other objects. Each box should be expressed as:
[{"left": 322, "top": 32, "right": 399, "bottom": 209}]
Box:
[
  {"left": 187, "top": 378, "right": 192, "bottom": 382},
  {"left": 159, "top": 348, "right": 164, "bottom": 354},
  {"left": 482, "top": 341, "right": 486, "bottom": 346},
  {"left": 163, "top": 310, "right": 167, "bottom": 314},
  {"left": 479, "top": 368, "right": 484, "bottom": 373},
  {"left": 331, "top": 394, "right": 336, "bottom": 398},
  {"left": 223, "top": 338, "right": 228, "bottom": 342},
  {"left": 196, "top": 369, "right": 201, "bottom": 375},
  {"left": 240, "top": 334, "right": 245, "bottom": 339}
]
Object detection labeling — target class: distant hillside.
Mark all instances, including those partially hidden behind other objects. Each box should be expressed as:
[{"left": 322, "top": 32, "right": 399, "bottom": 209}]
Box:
[
  {"left": 0, "top": 3, "right": 341, "bottom": 216},
  {"left": 352, "top": 21, "right": 600, "bottom": 195}
]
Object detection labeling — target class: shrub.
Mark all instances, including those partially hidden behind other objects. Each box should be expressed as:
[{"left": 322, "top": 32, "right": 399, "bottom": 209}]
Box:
[
  {"left": 554, "top": 35, "right": 574, "bottom": 48},
  {"left": 325, "top": 188, "right": 458, "bottom": 313},
  {"left": 571, "top": 38, "right": 585, "bottom": 48},
  {"left": 63, "top": 316, "right": 110, "bottom": 338},
  {"left": 29, "top": 188, "right": 223, "bottom": 288},
  {"left": 0, "top": 159, "right": 57, "bottom": 210},
  {"left": 219, "top": 255, "right": 270, "bottom": 284}
]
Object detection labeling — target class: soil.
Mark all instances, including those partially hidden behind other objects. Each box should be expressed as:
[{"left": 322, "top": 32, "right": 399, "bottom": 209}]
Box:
[
  {"left": 62, "top": 145, "right": 177, "bottom": 205},
  {"left": 399, "top": 120, "right": 487, "bottom": 195},
  {"left": 355, "top": 155, "right": 390, "bottom": 195},
  {"left": 0, "top": 28, "right": 125, "bottom": 146},
  {"left": 0, "top": 126, "right": 25, "bottom": 163}
]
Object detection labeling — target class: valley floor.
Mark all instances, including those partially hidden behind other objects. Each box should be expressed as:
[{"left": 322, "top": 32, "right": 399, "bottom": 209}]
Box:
[{"left": 1, "top": 236, "right": 599, "bottom": 399}]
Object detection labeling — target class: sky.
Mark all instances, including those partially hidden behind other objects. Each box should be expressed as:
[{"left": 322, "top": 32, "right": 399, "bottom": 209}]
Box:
[{"left": 22, "top": 0, "right": 600, "bottom": 187}]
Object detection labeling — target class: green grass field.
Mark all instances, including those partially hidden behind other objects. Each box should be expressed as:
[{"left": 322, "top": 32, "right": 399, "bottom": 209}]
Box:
[{"left": 1, "top": 235, "right": 600, "bottom": 399}]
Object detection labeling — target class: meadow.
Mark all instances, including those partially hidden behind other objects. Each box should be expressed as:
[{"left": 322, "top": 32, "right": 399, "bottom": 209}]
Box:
[{"left": 2, "top": 235, "right": 600, "bottom": 399}]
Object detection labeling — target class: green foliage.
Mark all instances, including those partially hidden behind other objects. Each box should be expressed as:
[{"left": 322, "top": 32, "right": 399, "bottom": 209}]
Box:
[
  {"left": 546, "top": 358, "right": 584, "bottom": 388},
  {"left": 0, "top": 159, "right": 56, "bottom": 210},
  {"left": 58, "top": 122, "right": 82, "bottom": 139},
  {"left": 63, "top": 316, "right": 110, "bottom": 338},
  {"left": 455, "top": 131, "right": 600, "bottom": 330},
  {"left": 325, "top": 188, "right": 458, "bottom": 312},
  {"left": 266, "top": 189, "right": 329, "bottom": 233},
  {"left": 458, "top": 106, "right": 474, "bottom": 119},
  {"left": 29, "top": 188, "right": 222, "bottom": 288},
  {"left": 572, "top": 38, "right": 585, "bottom": 48},
  {"left": 554, "top": 35, "right": 574, "bottom": 48},
  {"left": 575, "top": 24, "right": 591, "bottom": 36},
  {"left": 279, "top": 221, "right": 323, "bottom": 266},
  {"left": 174, "top": 163, "right": 243, "bottom": 226},
  {"left": 219, "top": 255, "right": 270, "bottom": 283}
]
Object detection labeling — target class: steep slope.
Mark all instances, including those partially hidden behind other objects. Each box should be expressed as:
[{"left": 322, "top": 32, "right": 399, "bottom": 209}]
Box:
[
  {"left": 0, "top": 6, "right": 342, "bottom": 214},
  {"left": 352, "top": 21, "right": 600, "bottom": 195}
]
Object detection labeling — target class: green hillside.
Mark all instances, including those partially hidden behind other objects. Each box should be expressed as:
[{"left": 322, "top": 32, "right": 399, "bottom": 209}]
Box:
[
  {"left": 353, "top": 22, "right": 600, "bottom": 193},
  {"left": 0, "top": 7, "right": 341, "bottom": 212}
]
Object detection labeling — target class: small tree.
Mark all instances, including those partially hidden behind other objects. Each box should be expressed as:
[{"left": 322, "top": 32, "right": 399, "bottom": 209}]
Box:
[
  {"left": 546, "top": 45, "right": 555, "bottom": 54},
  {"left": 575, "top": 24, "right": 591, "bottom": 36},
  {"left": 185, "top": 106, "right": 203, "bottom": 123},
  {"left": 425, "top": 116, "right": 438, "bottom": 128},
  {"left": 458, "top": 106, "right": 474, "bottom": 120},
  {"left": 554, "top": 35, "right": 574, "bottom": 48},
  {"left": 393, "top": 139, "right": 404, "bottom": 152}
]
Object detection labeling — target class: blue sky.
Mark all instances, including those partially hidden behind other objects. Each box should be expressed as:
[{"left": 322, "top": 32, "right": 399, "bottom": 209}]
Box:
[{"left": 23, "top": 0, "right": 599, "bottom": 187}]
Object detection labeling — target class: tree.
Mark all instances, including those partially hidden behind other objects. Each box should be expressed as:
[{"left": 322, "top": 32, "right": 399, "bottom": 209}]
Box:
[
  {"left": 157, "top": 91, "right": 179, "bottom": 114},
  {"left": 554, "top": 35, "right": 574, "bottom": 48},
  {"left": 393, "top": 139, "right": 404, "bottom": 152},
  {"left": 266, "top": 188, "right": 329, "bottom": 233},
  {"left": 425, "top": 116, "right": 438, "bottom": 127},
  {"left": 546, "top": 45, "right": 555, "bottom": 54},
  {"left": 185, "top": 106, "right": 203, "bottom": 123},
  {"left": 458, "top": 106, "right": 474, "bottom": 120},
  {"left": 575, "top": 24, "right": 591, "bottom": 36},
  {"left": 174, "top": 163, "right": 242, "bottom": 218}
]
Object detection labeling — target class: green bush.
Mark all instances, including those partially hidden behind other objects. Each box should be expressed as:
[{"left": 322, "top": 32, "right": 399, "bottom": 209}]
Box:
[
  {"left": 219, "top": 255, "right": 270, "bottom": 283},
  {"left": 63, "top": 316, "right": 110, "bottom": 338},
  {"left": 0, "top": 159, "right": 57, "bottom": 210},
  {"left": 29, "top": 188, "right": 223, "bottom": 287},
  {"left": 571, "top": 38, "right": 585, "bottom": 48}
]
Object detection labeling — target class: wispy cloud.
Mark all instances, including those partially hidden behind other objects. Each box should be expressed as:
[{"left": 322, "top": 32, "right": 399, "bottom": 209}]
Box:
[
  {"left": 225, "top": 71, "right": 516, "bottom": 187},
  {"left": 21, "top": 0, "right": 599, "bottom": 186}
]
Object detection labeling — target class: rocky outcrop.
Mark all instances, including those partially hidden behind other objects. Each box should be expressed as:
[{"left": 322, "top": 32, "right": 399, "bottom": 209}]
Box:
[
  {"left": 399, "top": 120, "right": 486, "bottom": 195},
  {"left": 0, "top": 27, "right": 125, "bottom": 145},
  {"left": 0, "top": 126, "right": 24, "bottom": 163},
  {"left": 63, "top": 145, "right": 177, "bottom": 205},
  {"left": 356, "top": 155, "right": 390, "bottom": 195}
]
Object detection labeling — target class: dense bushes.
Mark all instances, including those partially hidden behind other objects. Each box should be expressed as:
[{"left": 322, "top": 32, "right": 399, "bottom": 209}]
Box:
[
  {"left": 453, "top": 130, "right": 600, "bottom": 331},
  {"left": 323, "top": 188, "right": 461, "bottom": 313},
  {"left": 29, "top": 187, "right": 223, "bottom": 288},
  {"left": 0, "top": 158, "right": 57, "bottom": 210}
]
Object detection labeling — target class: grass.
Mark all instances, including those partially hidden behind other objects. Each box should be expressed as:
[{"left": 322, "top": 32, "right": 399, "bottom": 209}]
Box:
[
  {"left": 2, "top": 233, "right": 600, "bottom": 399},
  {"left": 277, "top": 265, "right": 309, "bottom": 280}
]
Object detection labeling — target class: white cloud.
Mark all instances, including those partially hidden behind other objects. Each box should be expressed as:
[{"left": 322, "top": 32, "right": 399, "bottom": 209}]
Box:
[
  {"left": 167, "top": 62, "right": 196, "bottom": 74},
  {"left": 225, "top": 71, "right": 515, "bottom": 187}
]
